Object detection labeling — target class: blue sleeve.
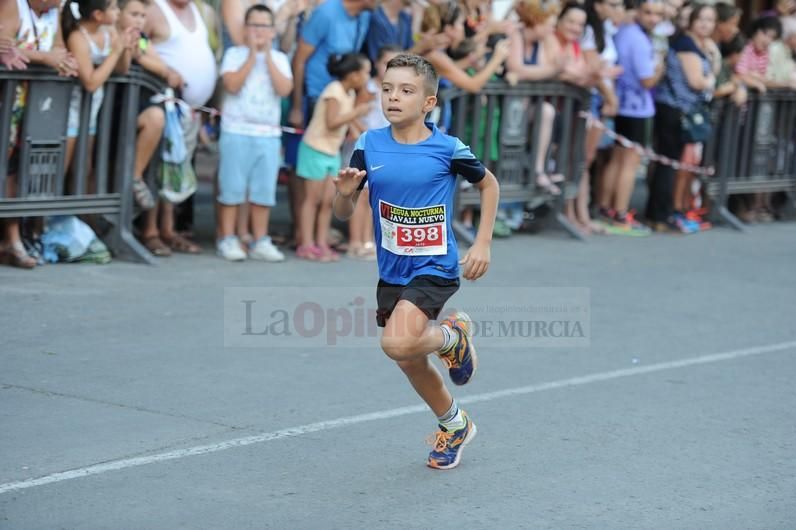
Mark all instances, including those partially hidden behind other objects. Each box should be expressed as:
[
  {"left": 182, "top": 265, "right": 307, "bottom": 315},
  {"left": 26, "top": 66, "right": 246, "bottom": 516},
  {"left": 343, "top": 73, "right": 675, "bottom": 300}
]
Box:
[
  {"left": 352, "top": 132, "right": 368, "bottom": 190},
  {"left": 450, "top": 138, "right": 486, "bottom": 184},
  {"left": 301, "top": 6, "right": 330, "bottom": 48},
  {"left": 632, "top": 33, "right": 655, "bottom": 81}
]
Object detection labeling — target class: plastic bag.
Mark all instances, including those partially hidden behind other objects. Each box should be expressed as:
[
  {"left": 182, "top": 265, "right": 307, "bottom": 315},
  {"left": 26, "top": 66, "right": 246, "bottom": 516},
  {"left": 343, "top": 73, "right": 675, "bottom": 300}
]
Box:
[
  {"left": 159, "top": 158, "right": 197, "bottom": 204},
  {"left": 161, "top": 88, "right": 187, "bottom": 164},
  {"left": 158, "top": 88, "right": 196, "bottom": 203}
]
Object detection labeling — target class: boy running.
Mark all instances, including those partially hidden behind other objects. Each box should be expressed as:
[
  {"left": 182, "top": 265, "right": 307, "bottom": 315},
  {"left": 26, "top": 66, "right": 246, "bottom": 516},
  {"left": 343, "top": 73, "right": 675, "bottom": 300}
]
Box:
[{"left": 333, "top": 54, "right": 499, "bottom": 469}]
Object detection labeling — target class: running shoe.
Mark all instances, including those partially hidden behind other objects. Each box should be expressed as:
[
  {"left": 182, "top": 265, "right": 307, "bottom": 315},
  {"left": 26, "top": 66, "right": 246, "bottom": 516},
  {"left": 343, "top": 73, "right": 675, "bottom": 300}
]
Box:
[
  {"left": 659, "top": 213, "right": 700, "bottom": 234},
  {"left": 607, "top": 211, "right": 652, "bottom": 236},
  {"left": 685, "top": 209, "right": 712, "bottom": 231},
  {"left": 437, "top": 311, "right": 477, "bottom": 385},
  {"left": 427, "top": 411, "right": 478, "bottom": 470}
]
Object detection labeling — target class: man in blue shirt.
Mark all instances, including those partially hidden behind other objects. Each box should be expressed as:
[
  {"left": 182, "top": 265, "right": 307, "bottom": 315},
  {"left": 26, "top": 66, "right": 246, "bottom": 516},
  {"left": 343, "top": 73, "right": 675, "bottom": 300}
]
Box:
[
  {"left": 364, "top": 0, "right": 413, "bottom": 63},
  {"left": 333, "top": 54, "right": 500, "bottom": 470},
  {"left": 289, "top": 0, "right": 374, "bottom": 128},
  {"left": 597, "top": 0, "right": 664, "bottom": 235}
]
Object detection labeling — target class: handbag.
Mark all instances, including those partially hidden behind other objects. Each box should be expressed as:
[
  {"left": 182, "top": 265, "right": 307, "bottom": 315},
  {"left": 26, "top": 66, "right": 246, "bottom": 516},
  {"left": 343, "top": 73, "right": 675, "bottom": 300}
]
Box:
[{"left": 680, "top": 103, "right": 712, "bottom": 144}]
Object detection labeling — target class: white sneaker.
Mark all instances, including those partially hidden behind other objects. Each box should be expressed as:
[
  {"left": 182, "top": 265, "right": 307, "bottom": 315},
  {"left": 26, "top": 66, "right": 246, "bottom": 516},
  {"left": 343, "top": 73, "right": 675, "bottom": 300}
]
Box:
[
  {"left": 217, "top": 237, "right": 247, "bottom": 261},
  {"left": 249, "top": 237, "right": 285, "bottom": 262}
]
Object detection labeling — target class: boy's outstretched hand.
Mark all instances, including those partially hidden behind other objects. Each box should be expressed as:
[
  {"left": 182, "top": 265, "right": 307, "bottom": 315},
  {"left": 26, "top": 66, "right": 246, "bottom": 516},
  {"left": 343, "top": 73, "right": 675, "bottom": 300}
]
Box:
[
  {"left": 459, "top": 241, "right": 490, "bottom": 281},
  {"left": 334, "top": 167, "right": 367, "bottom": 197}
]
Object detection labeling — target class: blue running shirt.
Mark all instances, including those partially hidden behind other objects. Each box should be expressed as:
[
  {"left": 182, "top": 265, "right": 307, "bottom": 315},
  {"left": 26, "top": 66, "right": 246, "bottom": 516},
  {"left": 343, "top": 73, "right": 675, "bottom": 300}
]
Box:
[{"left": 350, "top": 123, "right": 486, "bottom": 285}]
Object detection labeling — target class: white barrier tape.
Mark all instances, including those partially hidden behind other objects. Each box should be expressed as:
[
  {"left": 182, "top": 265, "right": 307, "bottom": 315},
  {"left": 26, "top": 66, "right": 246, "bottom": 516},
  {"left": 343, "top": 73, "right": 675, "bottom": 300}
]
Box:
[
  {"left": 149, "top": 93, "right": 305, "bottom": 135},
  {"left": 579, "top": 111, "right": 715, "bottom": 176}
]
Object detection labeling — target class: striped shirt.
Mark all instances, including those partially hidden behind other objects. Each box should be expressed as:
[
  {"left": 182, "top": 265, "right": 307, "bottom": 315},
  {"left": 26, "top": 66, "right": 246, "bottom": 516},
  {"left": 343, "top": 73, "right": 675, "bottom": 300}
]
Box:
[{"left": 735, "top": 43, "right": 769, "bottom": 76}]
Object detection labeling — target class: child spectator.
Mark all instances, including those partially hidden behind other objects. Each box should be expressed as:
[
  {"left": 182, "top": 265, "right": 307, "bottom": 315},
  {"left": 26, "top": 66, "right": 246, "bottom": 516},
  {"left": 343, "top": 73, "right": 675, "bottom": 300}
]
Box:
[
  {"left": 735, "top": 16, "right": 783, "bottom": 92},
  {"left": 216, "top": 5, "right": 293, "bottom": 262},
  {"left": 296, "top": 53, "right": 372, "bottom": 262},
  {"left": 117, "top": 0, "right": 168, "bottom": 215},
  {"left": 62, "top": 0, "right": 137, "bottom": 190},
  {"left": 347, "top": 45, "right": 403, "bottom": 261}
]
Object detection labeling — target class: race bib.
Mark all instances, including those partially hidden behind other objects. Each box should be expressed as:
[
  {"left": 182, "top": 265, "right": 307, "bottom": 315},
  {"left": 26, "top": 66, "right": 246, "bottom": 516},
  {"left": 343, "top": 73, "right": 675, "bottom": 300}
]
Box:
[{"left": 378, "top": 200, "right": 447, "bottom": 256}]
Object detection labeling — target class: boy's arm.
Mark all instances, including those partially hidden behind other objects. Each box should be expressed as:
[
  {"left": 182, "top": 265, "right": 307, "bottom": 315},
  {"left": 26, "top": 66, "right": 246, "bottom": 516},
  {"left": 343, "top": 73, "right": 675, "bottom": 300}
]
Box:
[
  {"left": 451, "top": 141, "right": 499, "bottom": 281},
  {"left": 265, "top": 50, "right": 293, "bottom": 97},
  {"left": 460, "top": 169, "right": 499, "bottom": 281},
  {"left": 222, "top": 49, "right": 256, "bottom": 95},
  {"left": 333, "top": 137, "right": 368, "bottom": 220}
]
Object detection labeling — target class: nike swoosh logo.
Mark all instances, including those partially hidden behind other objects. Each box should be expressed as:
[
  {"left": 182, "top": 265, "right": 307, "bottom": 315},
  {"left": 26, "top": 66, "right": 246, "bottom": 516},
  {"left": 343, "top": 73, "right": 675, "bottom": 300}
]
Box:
[{"left": 370, "top": 165, "right": 385, "bottom": 171}]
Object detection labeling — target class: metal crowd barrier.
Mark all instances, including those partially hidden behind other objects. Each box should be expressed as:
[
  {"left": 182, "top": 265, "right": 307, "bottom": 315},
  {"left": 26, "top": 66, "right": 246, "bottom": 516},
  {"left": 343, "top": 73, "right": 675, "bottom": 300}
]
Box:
[
  {"left": 0, "top": 64, "right": 166, "bottom": 263},
  {"left": 703, "top": 89, "right": 796, "bottom": 230},
  {"left": 436, "top": 80, "right": 590, "bottom": 242}
]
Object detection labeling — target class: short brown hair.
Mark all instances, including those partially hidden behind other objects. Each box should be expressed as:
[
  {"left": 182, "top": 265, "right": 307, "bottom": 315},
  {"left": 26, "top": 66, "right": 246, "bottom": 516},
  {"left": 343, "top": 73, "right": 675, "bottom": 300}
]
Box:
[{"left": 385, "top": 54, "right": 439, "bottom": 96}]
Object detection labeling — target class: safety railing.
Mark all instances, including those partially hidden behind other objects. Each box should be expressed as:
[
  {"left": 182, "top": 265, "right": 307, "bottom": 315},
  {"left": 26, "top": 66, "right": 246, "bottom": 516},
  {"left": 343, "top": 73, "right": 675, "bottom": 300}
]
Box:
[
  {"left": 436, "top": 80, "right": 591, "bottom": 242},
  {"left": 0, "top": 64, "right": 166, "bottom": 263},
  {"left": 703, "top": 89, "right": 796, "bottom": 230}
]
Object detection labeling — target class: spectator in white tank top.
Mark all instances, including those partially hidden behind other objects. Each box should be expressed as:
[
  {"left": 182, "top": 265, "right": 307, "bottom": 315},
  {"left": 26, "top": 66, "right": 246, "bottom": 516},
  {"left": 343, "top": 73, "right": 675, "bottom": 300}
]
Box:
[{"left": 145, "top": 0, "right": 217, "bottom": 254}]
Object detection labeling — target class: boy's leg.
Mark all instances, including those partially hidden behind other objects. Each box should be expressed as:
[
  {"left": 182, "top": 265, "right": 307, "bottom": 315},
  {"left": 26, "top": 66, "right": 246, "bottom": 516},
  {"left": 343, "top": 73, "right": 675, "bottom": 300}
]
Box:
[
  {"left": 381, "top": 298, "right": 477, "bottom": 470},
  {"left": 250, "top": 204, "right": 270, "bottom": 242},
  {"left": 249, "top": 137, "right": 279, "bottom": 243},
  {"left": 218, "top": 203, "right": 240, "bottom": 239},
  {"left": 383, "top": 300, "right": 452, "bottom": 416}
]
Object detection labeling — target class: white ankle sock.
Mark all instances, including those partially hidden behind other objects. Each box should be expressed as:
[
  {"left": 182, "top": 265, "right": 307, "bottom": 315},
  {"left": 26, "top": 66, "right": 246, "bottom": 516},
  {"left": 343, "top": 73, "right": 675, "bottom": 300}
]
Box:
[
  {"left": 440, "top": 324, "right": 458, "bottom": 352},
  {"left": 438, "top": 401, "right": 466, "bottom": 432}
]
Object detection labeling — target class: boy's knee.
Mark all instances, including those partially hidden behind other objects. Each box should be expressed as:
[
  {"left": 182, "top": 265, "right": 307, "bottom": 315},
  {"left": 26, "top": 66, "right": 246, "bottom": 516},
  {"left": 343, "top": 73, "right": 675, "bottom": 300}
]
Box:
[
  {"left": 395, "top": 356, "right": 428, "bottom": 376},
  {"left": 380, "top": 335, "right": 419, "bottom": 362}
]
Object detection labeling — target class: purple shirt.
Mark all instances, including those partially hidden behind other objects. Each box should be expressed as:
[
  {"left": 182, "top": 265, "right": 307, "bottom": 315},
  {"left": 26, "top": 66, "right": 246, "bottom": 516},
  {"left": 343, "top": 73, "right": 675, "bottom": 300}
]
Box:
[{"left": 615, "top": 23, "right": 657, "bottom": 118}]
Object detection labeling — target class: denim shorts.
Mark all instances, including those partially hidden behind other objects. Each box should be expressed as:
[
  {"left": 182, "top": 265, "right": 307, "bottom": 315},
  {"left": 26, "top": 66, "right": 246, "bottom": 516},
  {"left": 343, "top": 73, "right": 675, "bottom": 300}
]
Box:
[
  {"left": 218, "top": 131, "right": 281, "bottom": 206},
  {"left": 67, "top": 86, "right": 104, "bottom": 137}
]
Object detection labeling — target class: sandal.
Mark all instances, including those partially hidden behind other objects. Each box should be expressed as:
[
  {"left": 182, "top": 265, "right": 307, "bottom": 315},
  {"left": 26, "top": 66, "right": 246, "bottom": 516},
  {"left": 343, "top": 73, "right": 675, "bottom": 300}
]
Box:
[
  {"left": 318, "top": 244, "right": 340, "bottom": 262},
  {"left": 142, "top": 235, "right": 172, "bottom": 257},
  {"left": 0, "top": 242, "right": 36, "bottom": 269},
  {"left": 296, "top": 244, "right": 326, "bottom": 262},
  {"left": 536, "top": 174, "right": 562, "bottom": 195},
  {"left": 162, "top": 233, "right": 201, "bottom": 254},
  {"left": 132, "top": 179, "right": 155, "bottom": 210}
]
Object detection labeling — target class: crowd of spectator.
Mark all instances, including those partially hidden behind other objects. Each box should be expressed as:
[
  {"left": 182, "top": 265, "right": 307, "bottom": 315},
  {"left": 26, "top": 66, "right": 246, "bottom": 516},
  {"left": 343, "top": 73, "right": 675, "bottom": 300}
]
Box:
[{"left": 1, "top": 0, "right": 795, "bottom": 267}]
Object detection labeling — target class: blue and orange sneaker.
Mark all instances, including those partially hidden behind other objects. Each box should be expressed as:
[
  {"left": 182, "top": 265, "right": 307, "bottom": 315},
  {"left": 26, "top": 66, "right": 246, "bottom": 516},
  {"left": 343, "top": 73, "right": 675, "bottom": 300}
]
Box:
[
  {"left": 427, "top": 412, "right": 478, "bottom": 470},
  {"left": 437, "top": 311, "right": 477, "bottom": 385}
]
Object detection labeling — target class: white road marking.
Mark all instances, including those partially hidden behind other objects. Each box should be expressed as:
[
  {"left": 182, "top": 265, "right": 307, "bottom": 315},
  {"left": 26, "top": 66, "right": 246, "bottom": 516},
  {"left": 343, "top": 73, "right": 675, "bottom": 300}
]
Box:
[{"left": 1, "top": 339, "right": 794, "bottom": 495}]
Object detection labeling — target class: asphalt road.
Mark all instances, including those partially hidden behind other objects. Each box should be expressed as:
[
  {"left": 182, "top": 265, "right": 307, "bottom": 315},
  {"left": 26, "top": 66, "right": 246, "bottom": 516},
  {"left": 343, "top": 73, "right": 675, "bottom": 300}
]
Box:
[{"left": 1, "top": 221, "right": 795, "bottom": 529}]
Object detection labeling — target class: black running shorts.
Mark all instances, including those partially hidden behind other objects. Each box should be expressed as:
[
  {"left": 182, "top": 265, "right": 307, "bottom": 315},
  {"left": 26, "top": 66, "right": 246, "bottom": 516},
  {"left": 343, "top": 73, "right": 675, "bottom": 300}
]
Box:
[
  {"left": 376, "top": 275, "right": 460, "bottom": 327},
  {"left": 614, "top": 115, "right": 652, "bottom": 147}
]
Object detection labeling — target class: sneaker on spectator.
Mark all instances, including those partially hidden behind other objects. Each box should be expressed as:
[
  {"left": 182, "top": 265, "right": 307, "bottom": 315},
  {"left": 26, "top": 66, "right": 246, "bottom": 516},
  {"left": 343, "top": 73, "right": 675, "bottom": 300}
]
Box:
[
  {"left": 657, "top": 213, "right": 699, "bottom": 234},
  {"left": 685, "top": 209, "right": 712, "bottom": 230},
  {"left": 250, "top": 237, "right": 285, "bottom": 262},
  {"left": 217, "top": 236, "right": 247, "bottom": 261},
  {"left": 608, "top": 211, "right": 651, "bottom": 236}
]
